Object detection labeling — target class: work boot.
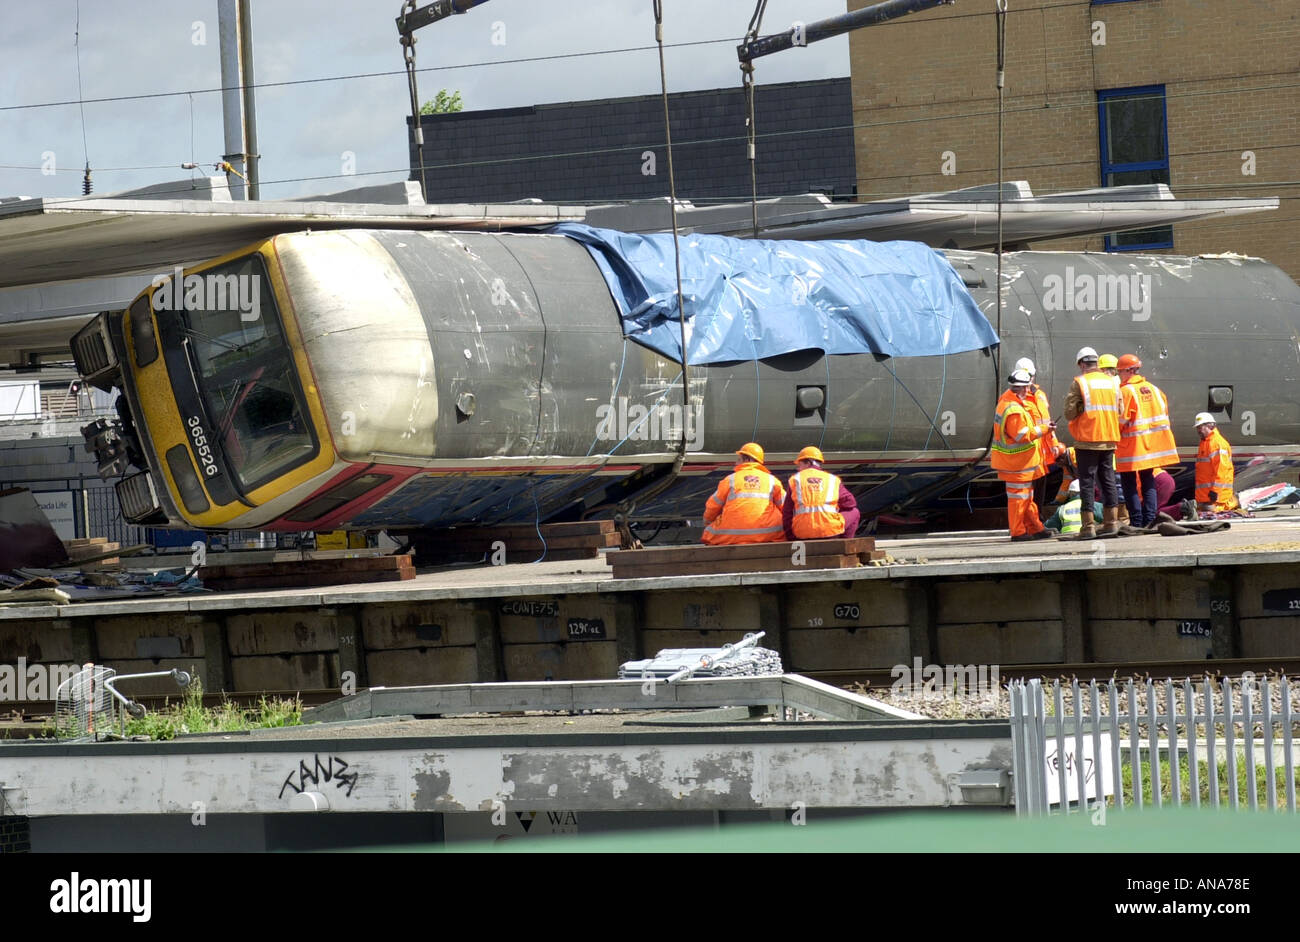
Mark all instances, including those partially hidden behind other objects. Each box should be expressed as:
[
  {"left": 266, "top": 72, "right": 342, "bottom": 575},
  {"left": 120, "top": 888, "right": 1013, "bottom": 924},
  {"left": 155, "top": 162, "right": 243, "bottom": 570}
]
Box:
[
  {"left": 1075, "top": 518, "right": 1096, "bottom": 540},
  {"left": 1117, "top": 504, "right": 1131, "bottom": 527},
  {"left": 1097, "top": 505, "right": 1120, "bottom": 537},
  {"left": 1031, "top": 528, "right": 1057, "bottom": 540}
]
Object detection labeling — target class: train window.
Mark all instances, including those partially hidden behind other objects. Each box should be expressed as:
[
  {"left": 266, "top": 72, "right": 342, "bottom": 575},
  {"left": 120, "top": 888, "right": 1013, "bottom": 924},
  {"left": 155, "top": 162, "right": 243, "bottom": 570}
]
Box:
[
  {"left": 129, "top": 296, "right": 158, "bottom": 367},
  {"left": 179, "top": 255, "right": 318, "bottom": 493},
  {"left": 1098, "top": 86, "right": 1173, "bottom": 250},
  {"left": 285, "top": 473, "right": 393, "bottom": 523}
]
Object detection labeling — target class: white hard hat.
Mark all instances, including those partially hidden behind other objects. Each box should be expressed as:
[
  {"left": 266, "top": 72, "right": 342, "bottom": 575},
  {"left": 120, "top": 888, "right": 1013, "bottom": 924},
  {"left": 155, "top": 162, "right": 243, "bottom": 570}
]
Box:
[
  {"left": 1008, "top": 369, "right": 1032, "bottom": 386},
  {"left": 1194, "top": 412, "right": 1216, "bottom": 428},
  {"left": 1076, "top": 346, "right": 1098, "bottom": 362},
  {"left": 1068, "top": 479, "right": 1080, "bottom": 494},
  {"left": 1014, "top": 357, "right": 1036, "bottom": 376}
]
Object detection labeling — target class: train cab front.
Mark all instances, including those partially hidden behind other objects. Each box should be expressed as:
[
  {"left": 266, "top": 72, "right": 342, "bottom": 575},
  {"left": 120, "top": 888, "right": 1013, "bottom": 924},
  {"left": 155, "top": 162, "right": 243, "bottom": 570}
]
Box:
[{"left": 70, "top": 247, "right": 332, "bottom": 530}]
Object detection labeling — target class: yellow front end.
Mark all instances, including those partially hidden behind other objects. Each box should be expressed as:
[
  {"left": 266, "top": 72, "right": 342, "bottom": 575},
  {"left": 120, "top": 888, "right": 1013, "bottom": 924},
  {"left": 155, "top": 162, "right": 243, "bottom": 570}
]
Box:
[{"left": 124, "top": 240, "right": 338, "bottom": 528}]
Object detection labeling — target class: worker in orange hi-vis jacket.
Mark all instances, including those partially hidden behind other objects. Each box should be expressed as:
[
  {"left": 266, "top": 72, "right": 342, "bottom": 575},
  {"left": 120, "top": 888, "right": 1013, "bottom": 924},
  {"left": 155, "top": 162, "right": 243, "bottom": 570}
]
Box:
[
  {"left": 1015, "top": 356, "right": 1063, "bottom": 526},
  {"left": 701, "top": 442, "right": 786, "bottom": 545},
  {"left": 1193, "top": 413, "right": 1239, "bottom": 513},
  {"left": 1116, "top": 354, "right": 1179, "bottom": 527},
  {"left": 1065, "top": 346, "right": 1122, "bottom": 539},
  {"left": 782, "top": 445, "right": 860, "bottom": 540},
  {"left": 992, "top": 369, "right": 1057, "bottom": 541}
]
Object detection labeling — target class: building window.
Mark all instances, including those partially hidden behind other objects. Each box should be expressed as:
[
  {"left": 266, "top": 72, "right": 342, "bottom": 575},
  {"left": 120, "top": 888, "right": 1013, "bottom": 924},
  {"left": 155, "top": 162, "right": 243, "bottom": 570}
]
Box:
[{"left": 1098, "top": 85, "right": 1172, "bottom": 250}]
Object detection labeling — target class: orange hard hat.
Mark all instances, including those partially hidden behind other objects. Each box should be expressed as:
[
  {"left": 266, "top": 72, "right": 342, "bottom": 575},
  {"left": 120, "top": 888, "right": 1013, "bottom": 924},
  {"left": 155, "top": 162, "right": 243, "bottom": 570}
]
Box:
[
  {"left": 736, "top": 442, "right": 765, "bottom": 463},
  {"left": 1117, "top": 354, "right": 1142, "bottom": 370},
  {"left": 796, "top": 446, "right": 825, "bottom": 463}
]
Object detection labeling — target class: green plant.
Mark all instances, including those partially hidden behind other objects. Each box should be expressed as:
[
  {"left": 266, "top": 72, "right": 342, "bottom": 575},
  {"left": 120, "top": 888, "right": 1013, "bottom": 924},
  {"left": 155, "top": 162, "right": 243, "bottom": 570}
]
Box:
[
  {"left": 122, "top": 677, "right": 303, "bottom": 741},
  {"left": 1117, "top": 755, "right": 1291, "bottom": 809},
  {"left": 420, "top": 89, "right": 463, "bottom": 114}
]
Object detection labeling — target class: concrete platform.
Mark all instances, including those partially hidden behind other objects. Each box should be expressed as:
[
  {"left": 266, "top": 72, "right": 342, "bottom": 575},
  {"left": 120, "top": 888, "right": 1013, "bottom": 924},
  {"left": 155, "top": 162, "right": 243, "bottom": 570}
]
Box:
[
  {"left": 3, "top": 512, "right": 1299, "bottom": 695},
  {"left": 0, "top": 676, "right": 1009, "bottom": 818}
]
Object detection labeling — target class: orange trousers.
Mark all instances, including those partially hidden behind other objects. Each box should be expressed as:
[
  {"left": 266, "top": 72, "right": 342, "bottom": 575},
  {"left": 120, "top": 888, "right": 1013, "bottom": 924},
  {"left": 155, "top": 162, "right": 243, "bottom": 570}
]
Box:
[{"left": 1005, "top": 481, "right": 1044, "bottom": 537}]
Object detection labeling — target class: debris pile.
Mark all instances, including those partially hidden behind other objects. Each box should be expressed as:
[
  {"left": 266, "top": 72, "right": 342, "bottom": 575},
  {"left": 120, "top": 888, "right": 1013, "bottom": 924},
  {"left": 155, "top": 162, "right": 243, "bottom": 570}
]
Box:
[{"left": 619, "top": 632, "right": 783, "bottom": 681}]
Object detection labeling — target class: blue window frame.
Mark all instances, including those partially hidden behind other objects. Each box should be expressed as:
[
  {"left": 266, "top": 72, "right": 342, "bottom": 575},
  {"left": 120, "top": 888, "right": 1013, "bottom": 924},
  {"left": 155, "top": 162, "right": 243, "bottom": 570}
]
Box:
[{"left": 1098, "top": 85, "right": 1172, "bottom": 251}]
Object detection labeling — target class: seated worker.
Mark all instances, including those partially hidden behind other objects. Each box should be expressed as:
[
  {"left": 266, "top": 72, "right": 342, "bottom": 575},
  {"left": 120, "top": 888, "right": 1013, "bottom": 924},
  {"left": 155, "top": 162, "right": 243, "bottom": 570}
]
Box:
[
  {"left": 701, "top": 442, "right": 786, "bottom": 544},
  {"left": 1052, "top": 446, "right": 1078, "bottom": 504},
  {"left": 1044, "top": 480, "right": 1103, "bottom": 536},
  {"left": 1194, "top": 413, "right": 1239, "bottom": 513},
  {"left": 783, "top": 446, "right": 860, "bottom": 540}
]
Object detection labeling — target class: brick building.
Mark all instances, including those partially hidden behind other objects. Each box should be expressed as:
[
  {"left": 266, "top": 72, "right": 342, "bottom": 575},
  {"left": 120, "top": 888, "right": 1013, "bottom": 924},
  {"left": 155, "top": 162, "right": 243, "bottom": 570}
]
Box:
[
  {"left": 847, "top": 0, "right": 1299, "bottom": 278},
  {"left": 408, "top": 78, "right": 856, "bottom": 205}
]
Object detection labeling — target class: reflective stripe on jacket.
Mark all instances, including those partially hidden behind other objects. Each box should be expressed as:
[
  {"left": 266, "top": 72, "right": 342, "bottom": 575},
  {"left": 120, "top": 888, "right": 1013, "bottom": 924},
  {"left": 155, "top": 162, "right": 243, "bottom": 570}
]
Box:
[
  {"left": 1068, "top": 370, "right": 1121, "bottom": 444},
  {"left": 1026, "top": 384, "right": 1059, "bottom": 478},
  {"left": 1117, "top": 375, "right": 1179, "bottom": 471},
  {"left": 991, "top": 390, "right": 1044, "bottom": 482},
  {"left": 1058, "top": 499, "right": 1083, "bottom": 534},
  {"left": 787, "top": 468, "right": 845, "bottom": 539},
  {"left": 702, "top": 462, "right": 786, "bottom": 544}
]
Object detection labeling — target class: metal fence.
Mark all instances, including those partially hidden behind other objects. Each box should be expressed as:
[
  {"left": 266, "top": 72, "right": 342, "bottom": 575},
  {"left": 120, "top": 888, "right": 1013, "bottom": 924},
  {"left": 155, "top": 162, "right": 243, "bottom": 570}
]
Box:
[
  {"left": 84, "top": 484, "right": 151, "bottom": 546},
  {"left": 1010, "top": 676, "right": 1298, "bottom": 815}
]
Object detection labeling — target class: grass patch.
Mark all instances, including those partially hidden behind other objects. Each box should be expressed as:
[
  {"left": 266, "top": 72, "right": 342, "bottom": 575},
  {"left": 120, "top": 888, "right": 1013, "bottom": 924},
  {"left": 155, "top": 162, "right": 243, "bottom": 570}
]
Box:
[
  {"left": 1118, "top": 755, "right": 1293, "bottom": 809},
  {"left": 120, "top": 678, "right": 303, "bottom": 741}
]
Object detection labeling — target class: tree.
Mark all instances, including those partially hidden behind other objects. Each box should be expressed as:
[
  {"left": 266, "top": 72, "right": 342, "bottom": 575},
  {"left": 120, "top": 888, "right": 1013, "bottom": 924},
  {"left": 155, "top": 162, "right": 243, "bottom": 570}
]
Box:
[{"left": 420, "top": 89, "right": 464, "bottom": 115}]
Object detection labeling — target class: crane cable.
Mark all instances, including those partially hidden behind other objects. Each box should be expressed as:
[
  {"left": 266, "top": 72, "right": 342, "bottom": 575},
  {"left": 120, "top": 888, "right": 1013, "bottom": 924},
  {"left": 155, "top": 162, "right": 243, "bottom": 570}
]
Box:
[
  {"left": 995, "top": 0, "right": 1008, "bottom": 375},
  {"left": 75, "top": 0, "right": 92, "bottom": 195},
  {"left": 654, "top": 0, "right": 690, "bottom": 439},
  {"left": 605, "top": 0, "right": 691, "bottom": 548},
  {"left": 895, "top": 1, "right": 1011, "bottom": 514},
  {"left": 742, "top": 0, "right": 768, "bottom": 237},
  {"left": 400, "top": 0, "right": 428, "bottom": 201}
]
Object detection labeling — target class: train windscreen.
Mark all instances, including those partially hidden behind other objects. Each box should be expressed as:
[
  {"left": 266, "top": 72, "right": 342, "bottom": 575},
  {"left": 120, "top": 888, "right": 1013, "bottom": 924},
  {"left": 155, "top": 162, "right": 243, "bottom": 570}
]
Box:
[{"left": 177, "top": 256, "right": 315, "bottom": 493}]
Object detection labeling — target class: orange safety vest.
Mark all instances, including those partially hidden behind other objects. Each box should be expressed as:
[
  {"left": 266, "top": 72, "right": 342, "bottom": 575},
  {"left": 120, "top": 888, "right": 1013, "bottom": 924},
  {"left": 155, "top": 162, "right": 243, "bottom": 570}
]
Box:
[
  {"left": 1068, "top": 370, "right": 1121, "bottom": 444},
  {"left": 787, "top": 468, "right": 846, "bottom": 539},
  {"left": 702, "top": 461, "right": 786, "bottom": 544},
  {"left": 1195, "top": 429, "right": 1236, "bottom": 509},
  {"left": 1117, "top": 375, "right": 1179, "bottom": 472},
  {"left": 991, "top": 391, "right": 1044, "bottom": 482},
  {"left": 1025, "top": 384, "right": 1059, "bottom": 477}
]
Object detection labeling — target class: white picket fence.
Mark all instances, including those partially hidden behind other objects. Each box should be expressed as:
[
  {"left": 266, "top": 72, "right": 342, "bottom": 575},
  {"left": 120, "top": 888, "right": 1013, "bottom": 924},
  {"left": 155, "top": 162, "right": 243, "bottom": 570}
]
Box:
[{"left": 1009, "top": 676, "right": 1298, "bottom": 814}]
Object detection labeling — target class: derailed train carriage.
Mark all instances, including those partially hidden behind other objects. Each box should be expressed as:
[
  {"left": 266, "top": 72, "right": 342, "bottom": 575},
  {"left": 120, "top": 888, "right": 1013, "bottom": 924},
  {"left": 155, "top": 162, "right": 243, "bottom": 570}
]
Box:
[{"left": 71, "top": 223, "right": 1300, "bottom": 535}]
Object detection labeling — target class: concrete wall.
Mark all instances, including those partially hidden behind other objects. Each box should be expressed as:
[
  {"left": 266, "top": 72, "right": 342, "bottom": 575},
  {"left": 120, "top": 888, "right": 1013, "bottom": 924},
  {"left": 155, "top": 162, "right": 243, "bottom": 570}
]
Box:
[{"left": 3, "top": 563, "right": 1297, "bottom": 697}]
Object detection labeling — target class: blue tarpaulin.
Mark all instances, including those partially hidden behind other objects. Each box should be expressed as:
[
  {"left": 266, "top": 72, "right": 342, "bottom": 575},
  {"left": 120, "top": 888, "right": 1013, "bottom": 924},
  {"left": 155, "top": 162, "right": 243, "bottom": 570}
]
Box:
[{"left": 553, "top": 223, "right": 999, "bottom": 365}]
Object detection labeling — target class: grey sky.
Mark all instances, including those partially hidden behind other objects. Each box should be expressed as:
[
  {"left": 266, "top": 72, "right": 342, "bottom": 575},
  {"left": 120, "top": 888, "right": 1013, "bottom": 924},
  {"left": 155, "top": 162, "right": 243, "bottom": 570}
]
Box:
[{"left": 1, "top": 0, "right": 850, "bottom": 200}]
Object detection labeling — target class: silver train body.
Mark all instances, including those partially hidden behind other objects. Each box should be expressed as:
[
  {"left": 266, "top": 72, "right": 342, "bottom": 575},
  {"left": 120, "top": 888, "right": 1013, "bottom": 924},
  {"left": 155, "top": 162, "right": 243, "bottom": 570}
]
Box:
[{"left": 77, "top": 228, "right": 1300, "bottom": 531}]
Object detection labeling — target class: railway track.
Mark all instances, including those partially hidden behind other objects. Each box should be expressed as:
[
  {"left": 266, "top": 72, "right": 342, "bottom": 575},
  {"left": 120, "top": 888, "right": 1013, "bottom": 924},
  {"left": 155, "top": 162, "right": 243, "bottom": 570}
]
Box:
[
  {"left": 6, "top": 658, "right": 1295, "bottom": 733},
  {"left": 807, "top": 658, "right": 1300, "bottom": 692}
]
